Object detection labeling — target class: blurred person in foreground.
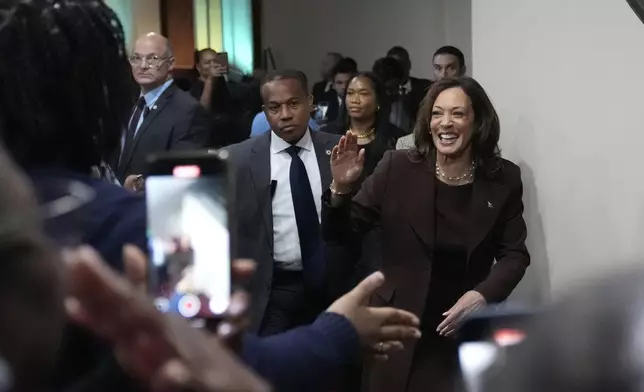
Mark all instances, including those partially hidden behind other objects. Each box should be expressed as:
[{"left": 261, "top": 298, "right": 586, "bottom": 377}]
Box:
[
  {"left": 0, "top": 1, "right": 147, "bottom": 389},
  {"left": 323, "top": 77, "right": 530, "bottom": 391},
  {"left": 0, "top": 144, "right": 63, "bottom": 392},
  {"left": 0, "top": 1, "right": 420, "bottom": 391},
  {"left": 484, "top": 269, "right": 644, "bottom": 392},
  {"left": 0, "top": 142, "right": 269, "bottom": 392}
]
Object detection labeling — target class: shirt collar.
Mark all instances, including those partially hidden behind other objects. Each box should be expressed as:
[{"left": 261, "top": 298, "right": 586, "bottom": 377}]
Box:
[
  {"left": 141, "top": 78, "right": 174, "bottom": 107},
  {"left": 270, "top": 128, "right": 313, "bottom": 154}
]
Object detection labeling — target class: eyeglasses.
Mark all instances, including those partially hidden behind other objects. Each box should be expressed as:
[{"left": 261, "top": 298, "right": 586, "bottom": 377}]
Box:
[{"left": 128, "top": 55, "right": 172, "bottom": 67}]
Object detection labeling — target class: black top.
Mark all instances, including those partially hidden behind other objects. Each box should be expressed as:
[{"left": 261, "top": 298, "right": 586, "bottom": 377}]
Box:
[{"left": 422, "top": 180, "right": 474, "bottom": 331}]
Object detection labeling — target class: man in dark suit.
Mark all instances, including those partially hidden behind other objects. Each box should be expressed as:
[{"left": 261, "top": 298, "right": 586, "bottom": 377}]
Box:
[
  {"left": 114, "top": 33, "right": 211, "bottom": 184},
  {"left": 386, "top": 46, "right": 433, "bottom": 131},
  {"left": 311, "top": 52, "right": 343, "bottom": 103},
  {"left": 227, "top": 69, "right": 341, "bottom": 335},
  {"left": 314, "top": 58, "right": 358, "bottom": 124}
]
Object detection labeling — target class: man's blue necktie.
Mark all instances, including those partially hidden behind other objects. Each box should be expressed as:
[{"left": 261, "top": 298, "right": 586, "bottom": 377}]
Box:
[{"left": 286, "top": 145, "right": 325, "bottom": 291}]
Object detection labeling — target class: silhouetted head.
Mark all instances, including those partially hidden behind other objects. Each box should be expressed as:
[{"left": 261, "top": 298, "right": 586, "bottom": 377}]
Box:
[{"left": 0, "top": 0, "right": 132, "bottom": 173}]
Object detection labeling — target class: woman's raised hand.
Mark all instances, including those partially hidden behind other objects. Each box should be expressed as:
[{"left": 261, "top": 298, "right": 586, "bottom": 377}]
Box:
[{"left": 330, "top": 131, "right": 365, "bottom": 191}]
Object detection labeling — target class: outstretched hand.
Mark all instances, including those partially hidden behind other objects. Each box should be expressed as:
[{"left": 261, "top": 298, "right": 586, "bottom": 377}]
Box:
[
  {"left": 330, "top": 131, "right": 365, "bottom": 191},
  {"left": 64, "top": 246, "right": 269, "bottom": 392},
  {"left": 437, "top": 291, "right": 486, "bottom": 337},
  {"left": 327, "top": 272, "right": 421, "bottom": 362}
]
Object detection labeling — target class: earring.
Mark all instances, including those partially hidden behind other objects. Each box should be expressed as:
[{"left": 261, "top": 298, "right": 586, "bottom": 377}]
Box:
[{"left": 377, "top": 105, "right": 381, "bottom": 111}]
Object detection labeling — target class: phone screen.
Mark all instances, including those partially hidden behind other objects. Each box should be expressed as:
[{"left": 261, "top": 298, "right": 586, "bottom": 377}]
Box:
[
  {"left": 145, "top": 153, "right": 231, "bottom": 319},
  {"left": 215, "top": 52, "right": 229, "bottom": 72}
]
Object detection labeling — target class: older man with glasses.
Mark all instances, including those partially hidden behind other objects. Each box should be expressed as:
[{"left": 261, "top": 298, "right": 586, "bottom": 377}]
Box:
[{"left": 111, "top": 32, "right": 211, "bottom": 187}]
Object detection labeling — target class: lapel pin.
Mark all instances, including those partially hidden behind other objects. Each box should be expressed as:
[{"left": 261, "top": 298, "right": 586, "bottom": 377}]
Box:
[
  {"left": 487, "top": 201, "right": 494, "bottom": 209},
  {"left": 325, "top": 150, "right": 331, "bottom": 155}
]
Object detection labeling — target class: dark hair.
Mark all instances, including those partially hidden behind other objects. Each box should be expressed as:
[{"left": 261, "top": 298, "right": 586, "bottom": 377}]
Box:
[
  {"left": 326, "top": 52, "right": 343, "bottom": 61},
  {"left": 332, "top": 57, "right": 358, "bottom": 77},
  {"left": 433, "top": 45, "right": 466, "bottom": 69},
  {"left": 413, "top": 77, "right": 501, "bottom": 177},
  {"left": 386, "top": 46, "right": 410, "bottom": 61},
  {"left": 371, "top": 57, "right": 405, "bottom": 83},
  {"left": 196, "top": 48, "right": 217, "bottom": 63},
  {"left": 260, "top": 69, "right": 309, "bottom": 100},
  {"left": 0, "top": 0, "right": 133, "bottom": 173},
  {"left": 335, "top": 72, "right": 393, "bottom": 163}
]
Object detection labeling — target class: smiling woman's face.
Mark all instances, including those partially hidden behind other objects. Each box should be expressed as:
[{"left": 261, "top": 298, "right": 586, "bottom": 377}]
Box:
[{"left": 430, "top": 87, "right": 474, "bottom": 158}]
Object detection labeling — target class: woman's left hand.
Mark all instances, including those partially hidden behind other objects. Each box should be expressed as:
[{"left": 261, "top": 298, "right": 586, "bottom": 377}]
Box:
[{"left": 437, "top": 291, "right": 486, "bottom": 337}]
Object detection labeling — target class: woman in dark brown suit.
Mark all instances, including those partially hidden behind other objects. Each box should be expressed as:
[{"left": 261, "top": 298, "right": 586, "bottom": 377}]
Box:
[{"left": 322, "top": 76, "right": 530, "bottom": 392}]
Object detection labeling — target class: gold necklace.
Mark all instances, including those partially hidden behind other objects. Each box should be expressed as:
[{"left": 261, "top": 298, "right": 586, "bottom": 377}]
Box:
[
  {"left": 436, "top": 161, "right": 476, "bottom": 182},
  {"left": 349, "top": 128, "right": 376, "bottom": 139}
]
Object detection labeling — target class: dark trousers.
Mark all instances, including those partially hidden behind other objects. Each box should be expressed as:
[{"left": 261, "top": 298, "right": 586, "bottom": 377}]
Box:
[{"left": 259, "top": 268, "right": 318, "bottom": 337}]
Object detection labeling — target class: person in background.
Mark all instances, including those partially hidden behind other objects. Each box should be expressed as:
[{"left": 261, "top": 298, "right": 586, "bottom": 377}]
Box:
[
  {"left": 321, "top": 71, "right": 405, "bottom": 392},
  {"left": 312, "top": 52, "right": 343, "bottom": 102},
  {"left": 432, "top": 45, "right": 467, "bottom": 81},
  {"left": 322, "top": 72, "right": 403, "bottom": 185},
  {"left": 323, "top": 77, "right": 530, "bottom": 391},
  {"left": 190, "top": 48, "right": 248, "bottom": 147},
  {"left": 114, "top": 32, "right": 211, "bottom": 183},
  {"left": 315, "top": 58, "right": 358, "bottom": 124},
  {"left": 386, "top": 46, "right": 431, "bottom": 131},
  {"left": 227, "top": 70, "right": 343, "bottom": 336},
  {"left": 397, "top": 46, "right": 468, "bottom": 149},
  {"left": 372, "top": 57, "right": 414, "bottom": 134},
  {"left": 190, "top": 48, "right": 230, "bottom": 112}
]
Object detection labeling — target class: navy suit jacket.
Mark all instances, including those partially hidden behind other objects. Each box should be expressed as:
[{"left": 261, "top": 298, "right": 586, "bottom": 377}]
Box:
[{"left": 30, "top": 168, "right": 359, "bottom": 392}]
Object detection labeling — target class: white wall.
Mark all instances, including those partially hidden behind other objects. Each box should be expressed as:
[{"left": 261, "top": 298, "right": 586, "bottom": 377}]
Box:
[
  {"left": 472, "top": 0, "right": 644, "bottom": 302},
  {"left": 444, "top": 0, "right": 472, "bottom": 74},
  {"left": 261, "top": 0, "right": 471, "bottom": 83}
]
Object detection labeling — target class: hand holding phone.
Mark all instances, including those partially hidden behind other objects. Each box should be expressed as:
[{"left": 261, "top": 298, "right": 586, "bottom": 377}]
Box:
[
  {"left": 214, "top": 52, "right": 229, "bottom": 75},
  {"left": 145, "top": 152, "right": 233, "bottom": 321}
]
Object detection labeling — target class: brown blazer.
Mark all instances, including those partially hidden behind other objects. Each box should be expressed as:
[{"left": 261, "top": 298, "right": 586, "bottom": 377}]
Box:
[{"left": 322, "top": 150, "right": 530, "bottom": 392}]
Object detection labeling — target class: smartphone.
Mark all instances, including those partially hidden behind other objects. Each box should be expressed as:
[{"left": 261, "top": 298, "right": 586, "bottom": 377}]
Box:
[
  {"left": 457, "top": 307, "right": 532, "bottom": 392},
  {"left": 145, "top": 151, "right": 233, "bottom": 320},
  {"left": 215, "top": 52, "right": 229, "bottom": 73}
]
